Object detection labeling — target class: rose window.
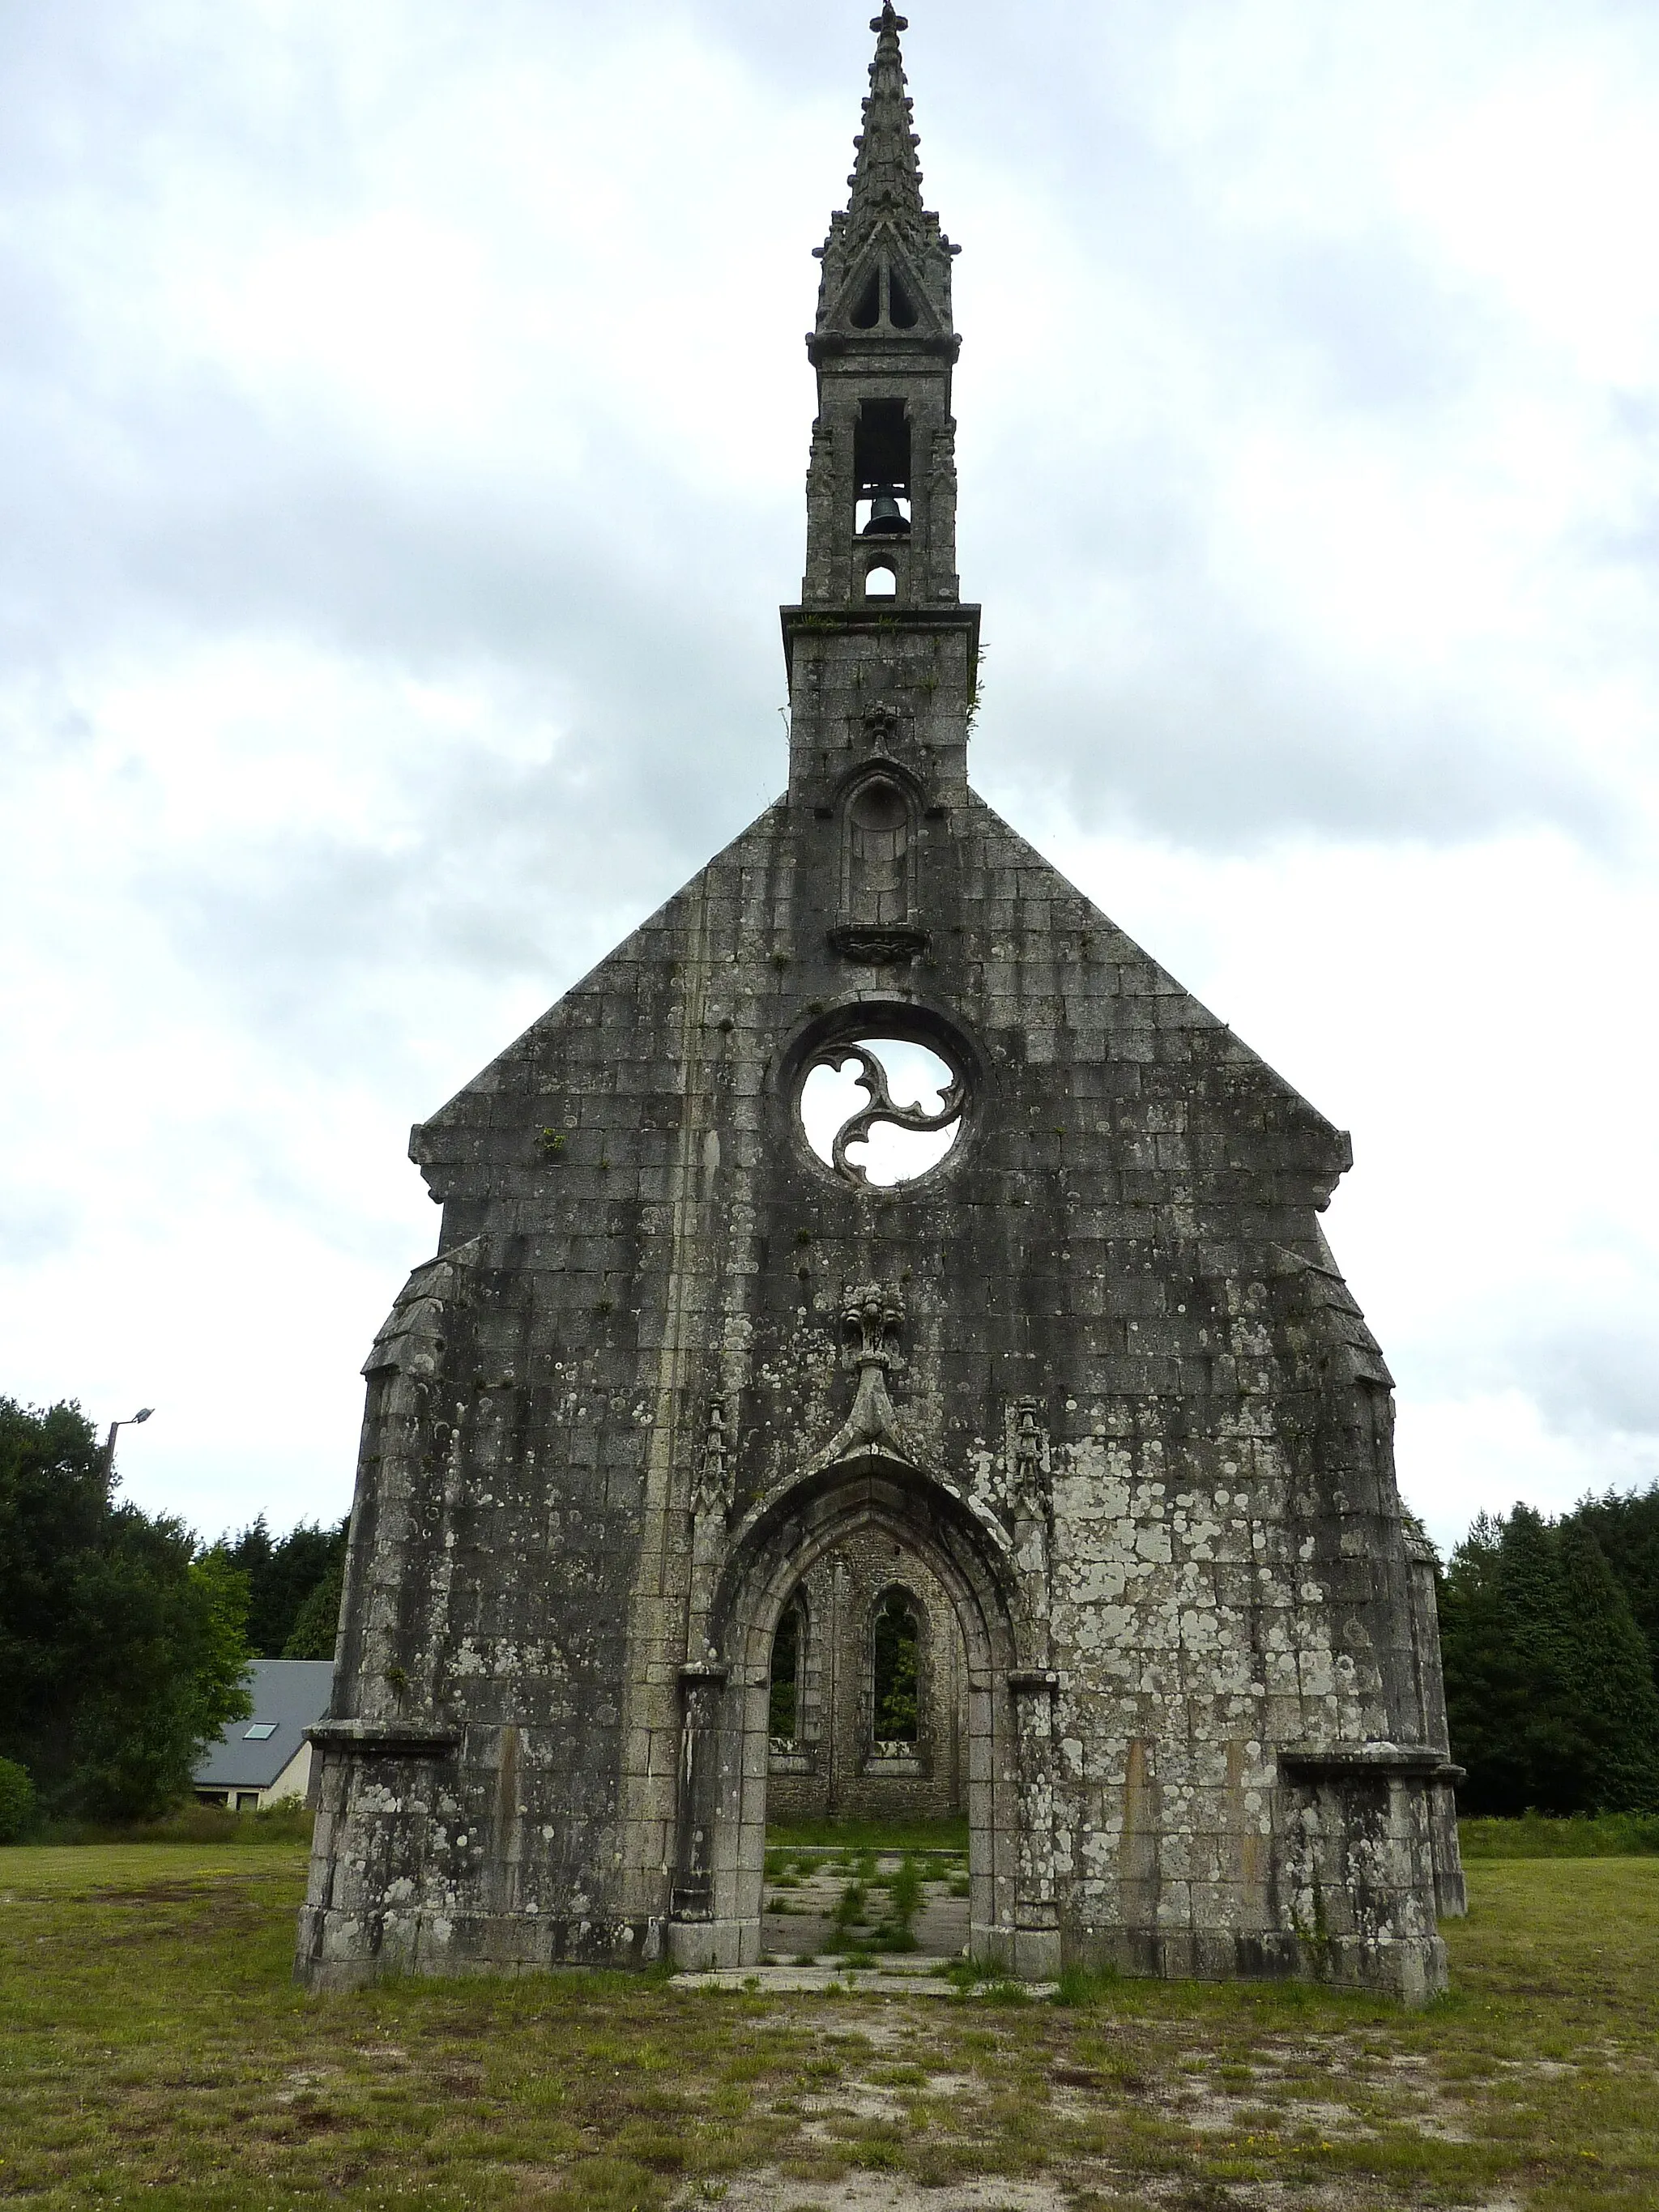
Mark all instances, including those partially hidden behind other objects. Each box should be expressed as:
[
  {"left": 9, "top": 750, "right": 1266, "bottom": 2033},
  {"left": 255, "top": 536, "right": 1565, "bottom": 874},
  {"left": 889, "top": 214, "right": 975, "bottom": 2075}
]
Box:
[{"left": 798, "top": 1035, "right": 963, "bottom": 1187}]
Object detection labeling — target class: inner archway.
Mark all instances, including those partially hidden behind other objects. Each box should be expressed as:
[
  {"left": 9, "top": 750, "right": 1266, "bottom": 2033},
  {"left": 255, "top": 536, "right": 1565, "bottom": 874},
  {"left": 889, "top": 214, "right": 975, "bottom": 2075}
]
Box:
[{"left": 764, "top": 1543, "right": 965, "bottom": 1827}]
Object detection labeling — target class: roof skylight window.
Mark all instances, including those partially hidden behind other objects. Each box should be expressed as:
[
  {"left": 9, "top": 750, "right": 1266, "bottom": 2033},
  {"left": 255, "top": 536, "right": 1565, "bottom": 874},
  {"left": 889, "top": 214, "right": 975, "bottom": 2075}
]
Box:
[{"left": 243, "top": 1722, "right": 278, "bottom": 1740}]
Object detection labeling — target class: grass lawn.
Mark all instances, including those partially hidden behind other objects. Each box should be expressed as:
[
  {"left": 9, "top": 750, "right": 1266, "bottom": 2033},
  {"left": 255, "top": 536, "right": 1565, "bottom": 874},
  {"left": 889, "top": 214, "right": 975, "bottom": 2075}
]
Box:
[{"left": 2, "top": 1845, "right": 1657, "bottom": 2210}]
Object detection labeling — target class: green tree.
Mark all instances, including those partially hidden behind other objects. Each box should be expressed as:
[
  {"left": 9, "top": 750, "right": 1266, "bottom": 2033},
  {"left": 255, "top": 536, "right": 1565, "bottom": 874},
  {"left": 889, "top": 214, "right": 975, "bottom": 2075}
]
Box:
[
  {"left": 0, "top": 1757, "right": 35, "bottom": 1843},
  {"left": 223, "top": 1514, "right": 348, "bottom": 1657},
  {"left": 1441, "top": 1511, "right": 1535, "bottom": 1814},
  {"left": 0, "top": 1398, "right": 252, "bottom": 1821},
  {"left": 872, "top": 1592, "right": 919, "bottom": 1742},
  {"left": 1499, "top": 1504, "right": 1591, "bottom": 1813},
  {"left": 0, "top": 1397, "right": 109, "bottom": 1770},
  {"left": 282, "top": 1548, "right": 344, "bottom": 1660},
  {"left": 1556, "top": 1515, "right": 1659, "bottom": 1811}
]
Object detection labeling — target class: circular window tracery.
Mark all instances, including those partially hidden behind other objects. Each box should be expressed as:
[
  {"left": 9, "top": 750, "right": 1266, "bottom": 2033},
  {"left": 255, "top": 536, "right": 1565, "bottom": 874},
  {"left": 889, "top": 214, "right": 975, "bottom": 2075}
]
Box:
[{"left": 799, "top": 1034, "right": 963, "bottom": 1187}]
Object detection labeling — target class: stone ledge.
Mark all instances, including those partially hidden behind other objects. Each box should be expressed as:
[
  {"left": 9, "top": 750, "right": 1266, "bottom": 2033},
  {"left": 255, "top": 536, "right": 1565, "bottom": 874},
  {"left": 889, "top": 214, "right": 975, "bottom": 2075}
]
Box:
[
  {"left": 1278, "top": 1742, "right": 1465, "bottom": 1783},
  {"left": 779, "top": 599, "right": 982, "bottom": 681},
  {"left": 306, "top": 1720, "right": 460, "bottom": 1755}
]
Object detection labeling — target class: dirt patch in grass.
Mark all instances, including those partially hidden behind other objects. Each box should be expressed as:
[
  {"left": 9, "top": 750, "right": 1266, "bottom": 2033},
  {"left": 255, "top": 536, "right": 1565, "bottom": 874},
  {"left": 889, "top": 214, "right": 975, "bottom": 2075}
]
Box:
[{"left": 2, "top": 1846, "right": 1658, "bottom": 2208}]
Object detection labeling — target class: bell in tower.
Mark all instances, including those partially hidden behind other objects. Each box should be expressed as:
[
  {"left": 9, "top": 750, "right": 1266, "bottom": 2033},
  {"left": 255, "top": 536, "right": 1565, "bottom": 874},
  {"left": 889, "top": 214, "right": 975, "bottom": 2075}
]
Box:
[{"left": 861, "top": 490, "right": 910, "bottom": 537}]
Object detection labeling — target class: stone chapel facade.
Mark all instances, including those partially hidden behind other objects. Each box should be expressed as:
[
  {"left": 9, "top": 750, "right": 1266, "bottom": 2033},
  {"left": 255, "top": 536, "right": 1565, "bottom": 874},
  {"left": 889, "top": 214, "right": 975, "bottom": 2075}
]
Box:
[{"left": 297, "top": 6, "right": 1465, "bottom": 1999}]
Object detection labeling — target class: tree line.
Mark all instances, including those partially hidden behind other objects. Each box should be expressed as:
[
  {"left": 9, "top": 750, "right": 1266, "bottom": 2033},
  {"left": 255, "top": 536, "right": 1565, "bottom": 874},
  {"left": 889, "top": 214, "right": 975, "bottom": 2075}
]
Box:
[
  {"left": 6, "top": 1392, "right": 1658, "bottom": 1837},
  {"left": 0, "top": 1397, "right": 346, "bottom": 1836},
  {"left": 1440, "top": 1484, "right": 1659, "bottom": 1814}
]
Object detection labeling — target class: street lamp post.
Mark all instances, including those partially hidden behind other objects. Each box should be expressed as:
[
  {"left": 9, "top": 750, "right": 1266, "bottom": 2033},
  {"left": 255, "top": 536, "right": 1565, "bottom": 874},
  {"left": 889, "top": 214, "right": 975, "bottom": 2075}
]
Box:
[{"left": 102, "top": 1406, "right": 154, "bottom": 1486}]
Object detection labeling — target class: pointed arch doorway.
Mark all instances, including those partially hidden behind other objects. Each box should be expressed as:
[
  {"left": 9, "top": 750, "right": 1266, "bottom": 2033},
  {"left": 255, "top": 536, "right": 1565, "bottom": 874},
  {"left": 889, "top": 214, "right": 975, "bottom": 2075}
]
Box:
[{"left": 668, "top": 1457, "right": 1043, "bottom": 1975}]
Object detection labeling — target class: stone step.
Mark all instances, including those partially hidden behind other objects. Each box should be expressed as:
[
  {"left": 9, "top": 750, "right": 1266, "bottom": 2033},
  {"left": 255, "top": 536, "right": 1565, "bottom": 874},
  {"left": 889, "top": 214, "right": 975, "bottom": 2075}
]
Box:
[{"left": 673, "top": 1958, "right": 1058, "bottom": 1997}]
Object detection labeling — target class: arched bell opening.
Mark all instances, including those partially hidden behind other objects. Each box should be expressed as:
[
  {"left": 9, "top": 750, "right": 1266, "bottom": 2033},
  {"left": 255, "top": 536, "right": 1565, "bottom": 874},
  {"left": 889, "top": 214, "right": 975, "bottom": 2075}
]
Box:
[{"left": 670, "top": 1460, "right": 1034, "bottom": 1973}]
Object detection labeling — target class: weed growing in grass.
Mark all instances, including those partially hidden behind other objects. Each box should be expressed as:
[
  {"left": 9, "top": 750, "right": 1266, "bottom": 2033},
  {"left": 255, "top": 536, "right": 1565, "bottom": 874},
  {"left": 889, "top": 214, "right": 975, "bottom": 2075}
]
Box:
[
  {"left": 827, "top": 1877, "right": 867, "bottom": 1945},
  {"left": 888, "top": 1852, "right": 923, "bottom": 1925}
]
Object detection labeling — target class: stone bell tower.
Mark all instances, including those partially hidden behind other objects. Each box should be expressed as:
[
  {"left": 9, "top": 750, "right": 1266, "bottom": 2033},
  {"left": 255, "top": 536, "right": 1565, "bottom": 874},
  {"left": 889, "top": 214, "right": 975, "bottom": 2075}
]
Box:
[{"left": 297, "top": 6, "right": 1465, "bottom": 2000}]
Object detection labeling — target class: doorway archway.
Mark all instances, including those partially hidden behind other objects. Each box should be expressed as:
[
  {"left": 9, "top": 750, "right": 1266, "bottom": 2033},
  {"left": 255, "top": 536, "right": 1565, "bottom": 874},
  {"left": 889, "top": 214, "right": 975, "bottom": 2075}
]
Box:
[{"left": 671, "top": 1457, "right": 1048, "bottom": 1973}]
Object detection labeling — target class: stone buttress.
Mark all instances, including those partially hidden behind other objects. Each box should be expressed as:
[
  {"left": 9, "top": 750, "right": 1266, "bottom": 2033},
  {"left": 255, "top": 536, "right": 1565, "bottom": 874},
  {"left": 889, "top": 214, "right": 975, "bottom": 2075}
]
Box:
[{"left": 296, "top": 6, "right": 1464, "bottom": 2000}]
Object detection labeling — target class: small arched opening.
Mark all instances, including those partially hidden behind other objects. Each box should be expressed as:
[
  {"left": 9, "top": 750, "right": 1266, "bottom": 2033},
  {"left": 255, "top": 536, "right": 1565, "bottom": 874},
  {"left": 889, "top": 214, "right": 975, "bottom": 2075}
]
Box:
[
  {"left": 863, "top": 562, "right": 897, "bottom": 599},
  {"left": 769, "top": 1593, "right": 804, "bottom": 1745},
  {"left": 870, "top": 1587, "right": 921, "bottom": 1752}
]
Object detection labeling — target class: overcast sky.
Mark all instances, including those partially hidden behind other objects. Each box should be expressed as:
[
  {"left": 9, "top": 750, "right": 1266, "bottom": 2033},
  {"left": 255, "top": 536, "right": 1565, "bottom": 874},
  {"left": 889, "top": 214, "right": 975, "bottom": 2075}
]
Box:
[{"left": 4, "top": 0, "right": 1657, "bottom": 1552}]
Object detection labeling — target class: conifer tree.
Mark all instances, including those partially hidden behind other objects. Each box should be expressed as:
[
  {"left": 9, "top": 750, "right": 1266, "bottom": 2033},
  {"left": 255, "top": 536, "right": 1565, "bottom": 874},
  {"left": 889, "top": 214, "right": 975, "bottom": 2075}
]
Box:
[
  {"left": 1555, "top": 1516, "right": 1659, "bottom": 1811},
  {"left": 1565, "top": 1482, "right": 1659, "bottom": 1694},
  {"left": 1442, "top": 1500, "right": 1659, "bottom": 1813},
  {"left": 1440, "top": 1512, "right": 1528, "bottom": 1813},
  {"left": 1496, "top": 1505, "right": 1589, "bottom": 1813}
]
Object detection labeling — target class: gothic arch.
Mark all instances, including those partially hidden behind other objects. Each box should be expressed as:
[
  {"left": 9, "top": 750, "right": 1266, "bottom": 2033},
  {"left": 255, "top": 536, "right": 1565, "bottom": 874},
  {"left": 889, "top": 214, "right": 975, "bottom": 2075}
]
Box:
[{"left": 669, "top": 1457, "right": 1048, "bottom": 1972}]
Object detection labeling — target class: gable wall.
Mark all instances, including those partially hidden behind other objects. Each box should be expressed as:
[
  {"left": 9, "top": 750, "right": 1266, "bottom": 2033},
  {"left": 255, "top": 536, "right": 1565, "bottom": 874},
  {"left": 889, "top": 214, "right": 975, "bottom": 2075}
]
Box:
[{"left": 298, "top": 782, "right": 1451, "bottom": 1994}]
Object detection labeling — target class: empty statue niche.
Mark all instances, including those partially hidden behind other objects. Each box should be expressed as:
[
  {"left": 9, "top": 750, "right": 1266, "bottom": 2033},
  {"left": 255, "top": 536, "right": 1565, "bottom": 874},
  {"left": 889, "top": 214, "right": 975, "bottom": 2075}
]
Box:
[{"left": 843, "top": 769, "right": 914, "bottom": 926}]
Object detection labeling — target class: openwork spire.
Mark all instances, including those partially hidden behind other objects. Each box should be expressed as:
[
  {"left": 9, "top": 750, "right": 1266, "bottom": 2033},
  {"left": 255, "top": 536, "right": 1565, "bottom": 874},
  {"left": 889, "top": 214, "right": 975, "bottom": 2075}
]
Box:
[
  {"left": 811, "top": 6, "right": 958, "bottom": 349},
  {"left": 845, "top": 6, "right": 926, "bottom": 251}
]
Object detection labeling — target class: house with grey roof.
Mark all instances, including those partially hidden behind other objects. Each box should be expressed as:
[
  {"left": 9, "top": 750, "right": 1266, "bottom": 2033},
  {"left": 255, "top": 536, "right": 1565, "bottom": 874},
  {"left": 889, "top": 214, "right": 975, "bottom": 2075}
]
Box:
[{"left": 193, "top": 1659, "right": 332, "bottom": 1812}]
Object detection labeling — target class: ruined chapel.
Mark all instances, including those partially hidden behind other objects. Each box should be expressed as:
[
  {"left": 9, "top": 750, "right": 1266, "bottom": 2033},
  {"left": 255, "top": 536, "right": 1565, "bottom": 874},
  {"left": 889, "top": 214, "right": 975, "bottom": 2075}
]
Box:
[{"left": 298, "top": 6, "right": 1465, "bottom": 1999}]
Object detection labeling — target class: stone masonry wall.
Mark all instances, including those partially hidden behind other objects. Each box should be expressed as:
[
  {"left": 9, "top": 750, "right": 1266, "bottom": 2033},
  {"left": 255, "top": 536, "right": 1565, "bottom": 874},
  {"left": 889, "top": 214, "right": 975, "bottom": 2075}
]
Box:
[{"left": 298, "top": 754, "right": 1460, "bottom": 1997}]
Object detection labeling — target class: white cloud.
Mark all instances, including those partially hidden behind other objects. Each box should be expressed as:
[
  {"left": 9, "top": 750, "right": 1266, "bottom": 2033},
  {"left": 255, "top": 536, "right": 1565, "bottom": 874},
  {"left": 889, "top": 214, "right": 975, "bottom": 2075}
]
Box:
[{"left": 2, "top": 0, "right": 1656, "bottom": 1545}]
